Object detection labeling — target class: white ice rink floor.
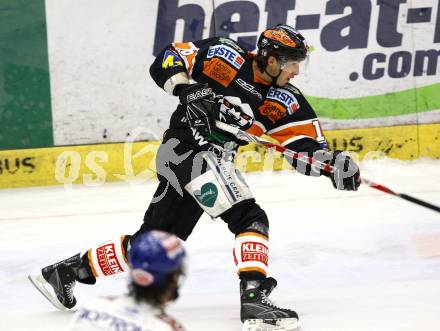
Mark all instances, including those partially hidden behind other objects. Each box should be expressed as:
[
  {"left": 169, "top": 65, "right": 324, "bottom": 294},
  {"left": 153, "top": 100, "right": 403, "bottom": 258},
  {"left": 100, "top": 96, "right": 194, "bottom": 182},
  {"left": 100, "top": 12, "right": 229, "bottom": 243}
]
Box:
[{"left": 1, "top": 158, "right": 440, "bottom": 331}]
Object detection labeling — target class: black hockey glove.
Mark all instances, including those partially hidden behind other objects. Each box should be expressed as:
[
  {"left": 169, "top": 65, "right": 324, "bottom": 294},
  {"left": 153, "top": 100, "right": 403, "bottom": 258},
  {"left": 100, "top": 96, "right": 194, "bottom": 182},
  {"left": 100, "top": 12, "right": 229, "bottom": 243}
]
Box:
[
  {"left": 179, "top": 83, "right": 217, "bottom": 136},
  {"left": 321, "top": 150, "right": 361, "bottom": 191}
]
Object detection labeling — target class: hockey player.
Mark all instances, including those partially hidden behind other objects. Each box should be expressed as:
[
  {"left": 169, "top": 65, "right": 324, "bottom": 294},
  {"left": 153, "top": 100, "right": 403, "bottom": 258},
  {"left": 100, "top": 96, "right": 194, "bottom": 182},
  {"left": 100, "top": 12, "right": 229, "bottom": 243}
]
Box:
[
  {"left": 29, "top": 24, "right": 360, "bottom": 331},
  {"left": 67, "top": 230, "right": 187, "bottom": 331}
]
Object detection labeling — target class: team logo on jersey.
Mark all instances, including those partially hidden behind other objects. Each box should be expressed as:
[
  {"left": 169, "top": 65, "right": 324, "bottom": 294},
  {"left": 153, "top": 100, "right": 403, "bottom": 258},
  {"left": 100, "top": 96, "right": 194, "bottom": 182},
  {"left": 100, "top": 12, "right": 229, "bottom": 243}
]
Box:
[
  {"left": 172, "top": 42, "right": 199, "bottom": 73},
  {"left": 203, "top": 58, "right": 237, "bottom": 87},
  {"left": 162, "top": 50, "right": 183, "bottom": 69},
  {"left": 236, "top": 78, "right": 263, "bottom": 100},
  {"left": 258, "top": 100, "right": 288, "bottom": 124},
  {"left": 266, "top": 87, "right": 300, "bottom": 114},
  {"left": 207, "top": 45, "right": 245, "bottom": 70}
]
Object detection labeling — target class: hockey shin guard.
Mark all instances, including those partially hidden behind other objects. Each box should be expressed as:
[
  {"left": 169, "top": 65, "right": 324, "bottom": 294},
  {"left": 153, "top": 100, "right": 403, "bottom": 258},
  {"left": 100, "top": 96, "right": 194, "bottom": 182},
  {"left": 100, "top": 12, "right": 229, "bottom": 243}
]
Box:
[
  {"left": 85, "top": 236, "right": 130, "bottom": 279},
  {"left": 233, "top": 232, "right": 269, "bottom": 279}
]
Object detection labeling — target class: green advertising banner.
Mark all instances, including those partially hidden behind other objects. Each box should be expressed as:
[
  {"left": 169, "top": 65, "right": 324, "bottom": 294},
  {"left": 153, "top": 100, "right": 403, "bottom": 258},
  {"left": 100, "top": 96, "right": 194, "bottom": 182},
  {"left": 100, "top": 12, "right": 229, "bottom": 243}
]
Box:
[{"left": 0, "top": 0, "right": 53, "bottom": 149}]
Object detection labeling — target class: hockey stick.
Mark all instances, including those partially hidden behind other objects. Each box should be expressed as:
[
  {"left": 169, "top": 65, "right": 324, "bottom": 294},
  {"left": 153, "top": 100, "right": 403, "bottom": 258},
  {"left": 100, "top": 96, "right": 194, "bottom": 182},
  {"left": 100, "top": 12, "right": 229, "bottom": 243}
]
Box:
[{"left": 216, "top": 121, "right": 440, "bottom": 214}]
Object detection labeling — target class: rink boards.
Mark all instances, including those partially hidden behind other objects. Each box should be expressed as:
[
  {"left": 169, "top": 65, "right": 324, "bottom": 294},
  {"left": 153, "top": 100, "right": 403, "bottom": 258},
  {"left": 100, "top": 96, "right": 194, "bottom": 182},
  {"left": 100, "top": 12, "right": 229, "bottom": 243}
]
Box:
[{"left": 1, "top": 124, "right": 439, "bottom": 189}]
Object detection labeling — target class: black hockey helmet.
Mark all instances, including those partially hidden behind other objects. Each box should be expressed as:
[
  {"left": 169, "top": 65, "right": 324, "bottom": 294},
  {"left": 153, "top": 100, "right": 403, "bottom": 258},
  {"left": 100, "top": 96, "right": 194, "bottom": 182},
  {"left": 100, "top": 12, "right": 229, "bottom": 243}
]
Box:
[{"left": 257, "top": 24, "right": 309, "bottom": 62}]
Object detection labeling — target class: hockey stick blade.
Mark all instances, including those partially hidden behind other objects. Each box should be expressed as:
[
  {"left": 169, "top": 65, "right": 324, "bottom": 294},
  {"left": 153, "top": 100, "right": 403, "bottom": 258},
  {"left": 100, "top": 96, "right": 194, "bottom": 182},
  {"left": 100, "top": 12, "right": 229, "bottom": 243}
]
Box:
[
  {"left": 28, "top": 274, "right": 69, "bottom": 311},
  {"left": 399, "top": 193, "right": 440, "bottom": 213}
]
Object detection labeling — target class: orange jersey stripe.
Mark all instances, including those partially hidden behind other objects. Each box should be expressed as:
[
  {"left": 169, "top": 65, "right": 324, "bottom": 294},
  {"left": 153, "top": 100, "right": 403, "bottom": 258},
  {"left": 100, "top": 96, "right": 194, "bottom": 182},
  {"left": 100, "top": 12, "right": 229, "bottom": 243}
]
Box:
[
  {"left": 269, "top": 122, "right": 317, "bottom": 145},
  {"left": 246, "top": 123, "right": 265, "bottom": 137}
]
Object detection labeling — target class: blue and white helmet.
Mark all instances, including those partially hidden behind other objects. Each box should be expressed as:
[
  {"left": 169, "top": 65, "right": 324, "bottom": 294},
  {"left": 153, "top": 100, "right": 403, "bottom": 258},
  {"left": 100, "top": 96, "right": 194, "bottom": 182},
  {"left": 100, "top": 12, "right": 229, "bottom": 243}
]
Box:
[{"left": 128, "top": 230, "right": 185, "bottom": 288}]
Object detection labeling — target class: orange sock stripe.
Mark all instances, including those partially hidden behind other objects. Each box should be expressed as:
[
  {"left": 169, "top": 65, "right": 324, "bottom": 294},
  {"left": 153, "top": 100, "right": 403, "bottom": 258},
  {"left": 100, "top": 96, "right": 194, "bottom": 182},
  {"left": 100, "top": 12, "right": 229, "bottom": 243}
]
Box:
[
  {"left": 237, "top": 266, "right": 267, "bottom": 277},
  {"left": 87, "top": 249, "right": 98, "bottom": 278},
  {"left": 236, "top": 232, "right": 268, "bottom": 241}
]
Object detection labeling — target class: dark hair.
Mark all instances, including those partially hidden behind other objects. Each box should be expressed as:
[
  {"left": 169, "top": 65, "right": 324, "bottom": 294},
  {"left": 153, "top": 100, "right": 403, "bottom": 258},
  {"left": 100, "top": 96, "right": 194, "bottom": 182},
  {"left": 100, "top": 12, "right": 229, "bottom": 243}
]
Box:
[
  {"left": 128, "top": 281, "right": 166, "bottom": 307},
  {"left": 128, "top": 271, "right": 180, "bottom": 308},
  {"left": 254, "top": 49, "right": 280, "bottom": 73}
]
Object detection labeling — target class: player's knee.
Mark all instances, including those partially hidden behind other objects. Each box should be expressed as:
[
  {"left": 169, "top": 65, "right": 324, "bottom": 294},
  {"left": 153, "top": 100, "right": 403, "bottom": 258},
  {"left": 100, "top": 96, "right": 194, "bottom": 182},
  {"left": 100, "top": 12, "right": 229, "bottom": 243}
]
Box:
[
  {"left": 242, "top": 220, "right": 269, "bottom": 237},
  {"left": 222, "top": 200, "right": 269, "bottom": 235}
]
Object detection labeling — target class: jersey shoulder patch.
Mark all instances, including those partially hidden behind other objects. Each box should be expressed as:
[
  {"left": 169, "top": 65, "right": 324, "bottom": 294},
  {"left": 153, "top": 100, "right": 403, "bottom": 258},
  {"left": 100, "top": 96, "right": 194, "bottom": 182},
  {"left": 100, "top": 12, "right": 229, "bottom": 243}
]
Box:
[
  {"left": 206, "top": 44, "right": 245, "bottom": 70},
  {"left": 162, "top": 50, "right": 184, "bottom": 69},
  {"left": 172, "top": 42, "right": 199, "bottom": 73},
  {"left": 202, "top": 39, "right": 247, "bottom": 87}
]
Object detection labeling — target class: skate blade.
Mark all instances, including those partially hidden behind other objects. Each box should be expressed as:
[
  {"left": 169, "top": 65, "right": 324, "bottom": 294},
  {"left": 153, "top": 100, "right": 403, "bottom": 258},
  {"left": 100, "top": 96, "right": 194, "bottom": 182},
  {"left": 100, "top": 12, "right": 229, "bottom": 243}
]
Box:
[
  {"left": 28, "top": 274, "right": 69, "bottom": 311},
  {"left": 242, "top": 318, "right": 300, "bottom": 331}
]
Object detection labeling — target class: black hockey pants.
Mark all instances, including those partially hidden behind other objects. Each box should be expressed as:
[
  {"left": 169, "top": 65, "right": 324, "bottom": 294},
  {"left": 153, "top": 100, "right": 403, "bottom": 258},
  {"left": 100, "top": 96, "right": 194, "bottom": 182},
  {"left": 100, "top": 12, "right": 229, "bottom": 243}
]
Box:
[{"left": 132, "top": 138, "right": 269, "bottom": 241}]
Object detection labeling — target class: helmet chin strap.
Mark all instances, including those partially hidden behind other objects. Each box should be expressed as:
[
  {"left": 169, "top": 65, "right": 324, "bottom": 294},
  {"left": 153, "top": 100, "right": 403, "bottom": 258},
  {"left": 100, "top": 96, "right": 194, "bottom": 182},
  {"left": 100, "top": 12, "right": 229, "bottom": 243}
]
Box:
[{"left": 264, "top": 65, "right": 282, "bottom": 86}]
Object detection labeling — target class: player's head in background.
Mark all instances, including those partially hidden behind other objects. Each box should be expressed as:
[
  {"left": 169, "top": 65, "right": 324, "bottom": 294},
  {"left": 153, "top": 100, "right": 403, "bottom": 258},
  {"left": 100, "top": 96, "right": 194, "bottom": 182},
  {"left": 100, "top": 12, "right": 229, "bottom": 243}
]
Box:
[
  {"left": 128, "top": 230, "right": 186, "bottom": 307},
  {"left": 255, "top": 24, "right": 309, "bottom": 87}
]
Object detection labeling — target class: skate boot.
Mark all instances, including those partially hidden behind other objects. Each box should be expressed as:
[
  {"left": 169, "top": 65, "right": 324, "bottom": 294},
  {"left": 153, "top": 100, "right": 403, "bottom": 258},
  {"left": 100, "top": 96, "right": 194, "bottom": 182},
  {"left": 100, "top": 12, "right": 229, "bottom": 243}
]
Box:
[
  {"left": 28, "top": 253, "right": 96, "bottom": 310},
  {"left": 240, "top": 277, "right": 300, "bottom": 331}
]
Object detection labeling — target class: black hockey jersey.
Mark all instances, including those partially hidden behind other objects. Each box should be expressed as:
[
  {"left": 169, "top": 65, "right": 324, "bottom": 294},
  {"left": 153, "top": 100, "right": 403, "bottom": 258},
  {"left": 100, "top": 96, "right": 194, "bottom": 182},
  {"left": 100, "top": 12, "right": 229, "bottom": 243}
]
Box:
[{"left": 150, "top": 37, "right": 327, "bottom": 153}]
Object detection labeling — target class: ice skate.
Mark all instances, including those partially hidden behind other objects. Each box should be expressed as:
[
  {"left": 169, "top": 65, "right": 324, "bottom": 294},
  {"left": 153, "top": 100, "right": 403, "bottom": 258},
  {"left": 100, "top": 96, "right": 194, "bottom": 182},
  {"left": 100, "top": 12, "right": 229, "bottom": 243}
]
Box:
[
  {"left": 28, "top": 254, "right": 85, "bottom": 310},
  {"left": 240, "top": 278, "right": 300, "bottom": 331}
]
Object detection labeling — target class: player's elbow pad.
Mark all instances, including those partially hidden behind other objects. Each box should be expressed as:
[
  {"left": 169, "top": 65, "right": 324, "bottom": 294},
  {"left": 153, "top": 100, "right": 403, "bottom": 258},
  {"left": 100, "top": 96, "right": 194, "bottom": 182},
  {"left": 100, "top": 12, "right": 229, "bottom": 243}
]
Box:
[{"left": 164, "top": 72, "right": 191, "bottom": 95}]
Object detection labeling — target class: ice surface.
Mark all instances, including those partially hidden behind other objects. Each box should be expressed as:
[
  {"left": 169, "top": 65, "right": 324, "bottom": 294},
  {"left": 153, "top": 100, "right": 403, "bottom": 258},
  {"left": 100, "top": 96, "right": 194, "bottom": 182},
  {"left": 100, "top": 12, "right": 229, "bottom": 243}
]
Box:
[{"left": 1, "top": 159, "right": 440, "bottom": 331}]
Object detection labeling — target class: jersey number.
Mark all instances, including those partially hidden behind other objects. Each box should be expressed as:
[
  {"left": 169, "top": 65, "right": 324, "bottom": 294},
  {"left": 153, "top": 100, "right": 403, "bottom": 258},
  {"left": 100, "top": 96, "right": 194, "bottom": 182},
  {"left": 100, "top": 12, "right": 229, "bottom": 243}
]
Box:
[{"left": 312, "top": 120, "right": 325, "bottom": 144}]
